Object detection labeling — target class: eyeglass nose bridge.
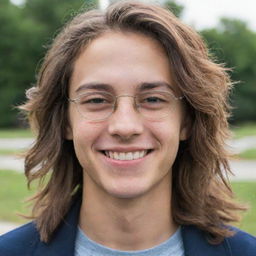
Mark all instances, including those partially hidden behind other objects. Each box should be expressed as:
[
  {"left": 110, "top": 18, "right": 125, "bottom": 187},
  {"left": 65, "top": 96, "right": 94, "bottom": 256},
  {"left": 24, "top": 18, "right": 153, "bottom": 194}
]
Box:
[{"left": 113, "top": 94, "right": 139, "bottom": 111}]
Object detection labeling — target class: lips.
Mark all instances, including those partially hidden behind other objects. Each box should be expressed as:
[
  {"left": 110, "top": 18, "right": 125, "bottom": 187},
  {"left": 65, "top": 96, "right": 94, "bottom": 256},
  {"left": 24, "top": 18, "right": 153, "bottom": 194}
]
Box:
[{"left": 101, "top": 149, "right": 152, "bottom": 161}]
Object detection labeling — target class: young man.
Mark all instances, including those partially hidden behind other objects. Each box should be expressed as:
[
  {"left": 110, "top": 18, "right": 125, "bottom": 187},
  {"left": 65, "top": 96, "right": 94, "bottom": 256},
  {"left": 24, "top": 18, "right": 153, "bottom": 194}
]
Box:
[{"left": 0, "top": 1, "right": 255, "bottom": 255}]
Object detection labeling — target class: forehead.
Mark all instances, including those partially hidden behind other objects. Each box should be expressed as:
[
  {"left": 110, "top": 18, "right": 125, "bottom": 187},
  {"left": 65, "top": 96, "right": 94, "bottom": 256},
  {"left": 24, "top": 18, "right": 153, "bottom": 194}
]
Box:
[{"left": 69, "top": 30, "right": 176, "bottom": 95}]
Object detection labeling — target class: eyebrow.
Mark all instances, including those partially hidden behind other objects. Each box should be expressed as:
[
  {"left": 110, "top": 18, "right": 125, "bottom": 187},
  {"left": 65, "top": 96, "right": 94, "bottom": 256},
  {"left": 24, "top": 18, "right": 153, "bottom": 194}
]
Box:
[
  {"left": 75, "top": 83, "right": 114, "bottom": 94},
  {"left": 74, "top": 81, "right": 174, "bottom": 94},
  {"left": 138, "top": 82, "right": 174, "bottom": 92}
]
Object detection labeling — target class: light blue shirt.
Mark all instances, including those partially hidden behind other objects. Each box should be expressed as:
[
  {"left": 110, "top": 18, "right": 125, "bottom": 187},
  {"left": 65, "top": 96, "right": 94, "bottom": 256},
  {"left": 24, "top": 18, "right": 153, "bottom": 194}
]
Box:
[{"left": 75, "top": 226, "right": 185, "bottom": 256}]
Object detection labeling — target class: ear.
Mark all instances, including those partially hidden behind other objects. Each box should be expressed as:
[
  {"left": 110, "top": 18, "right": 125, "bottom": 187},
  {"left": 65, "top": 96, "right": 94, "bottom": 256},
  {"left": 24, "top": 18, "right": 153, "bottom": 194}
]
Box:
[
  {"left": 65, "top": 123, "right": 73, "bottom": 140},
  {"left": 180, "top": 126, "right": 189, "bottom": 141},
  {"left": 179, "top": 115, "right": 192, "bottom": 141}
]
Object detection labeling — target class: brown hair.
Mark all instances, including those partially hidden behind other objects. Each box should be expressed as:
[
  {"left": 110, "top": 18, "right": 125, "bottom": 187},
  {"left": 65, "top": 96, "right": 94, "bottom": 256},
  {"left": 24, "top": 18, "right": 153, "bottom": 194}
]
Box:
[{"left": 21, "top": 0, "right": 245, "bottom": 243}]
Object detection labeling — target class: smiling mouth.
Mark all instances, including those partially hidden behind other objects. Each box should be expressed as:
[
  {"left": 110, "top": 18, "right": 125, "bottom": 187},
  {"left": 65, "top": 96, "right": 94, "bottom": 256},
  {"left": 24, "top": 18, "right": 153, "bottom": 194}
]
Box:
[{"left": 102, "top": 150, "right": 153, "bottom": 161}]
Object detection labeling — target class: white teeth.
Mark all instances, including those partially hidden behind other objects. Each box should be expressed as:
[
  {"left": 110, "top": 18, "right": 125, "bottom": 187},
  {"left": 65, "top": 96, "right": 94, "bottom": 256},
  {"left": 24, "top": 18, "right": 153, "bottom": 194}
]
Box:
[
  {"left": 126, "top": 152, "right": 133, "bottom": 160},
  {"left": 139, "top": 151, "right": 145, "bottom": 158},
  {"left": 134, "top": 151, "right": 140, "bottom": 159},
  {"left": 109, "top": 151, "right": 114, "bottom": 159},
  {"left": 104, "top": 150, "right": 148, "bottom": 161},
  {"left": 119, "top": 153, "right": 125, "bottom": 160},
  {"left": 114, "top": 152, "right": 118, "bottom": 159}
]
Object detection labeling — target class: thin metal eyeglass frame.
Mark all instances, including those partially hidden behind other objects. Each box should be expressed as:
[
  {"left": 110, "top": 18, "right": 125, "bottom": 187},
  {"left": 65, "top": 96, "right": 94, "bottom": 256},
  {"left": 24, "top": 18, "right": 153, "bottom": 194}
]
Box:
[{"left": 68, "top": 91, "right": 184, "bottom": 122}]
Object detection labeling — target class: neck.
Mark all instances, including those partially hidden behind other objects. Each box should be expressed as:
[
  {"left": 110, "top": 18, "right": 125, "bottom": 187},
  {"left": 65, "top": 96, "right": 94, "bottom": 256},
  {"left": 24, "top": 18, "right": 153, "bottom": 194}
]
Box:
[{"left": 79, "top": 175, "right": 177, "bottom": 251}]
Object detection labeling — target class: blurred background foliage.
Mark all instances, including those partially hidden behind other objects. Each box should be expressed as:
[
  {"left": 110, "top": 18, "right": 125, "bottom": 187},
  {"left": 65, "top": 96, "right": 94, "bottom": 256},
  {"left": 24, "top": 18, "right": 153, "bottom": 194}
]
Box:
[{"left": 0, "top": 0, "right": 256, "bottom": 127}]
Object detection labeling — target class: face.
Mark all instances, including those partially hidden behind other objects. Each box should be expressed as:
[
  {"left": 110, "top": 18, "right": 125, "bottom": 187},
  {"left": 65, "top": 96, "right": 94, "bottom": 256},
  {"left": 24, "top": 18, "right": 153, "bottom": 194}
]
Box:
[{"left": 67, "top": 31, "right": 188, "bottom": 200}]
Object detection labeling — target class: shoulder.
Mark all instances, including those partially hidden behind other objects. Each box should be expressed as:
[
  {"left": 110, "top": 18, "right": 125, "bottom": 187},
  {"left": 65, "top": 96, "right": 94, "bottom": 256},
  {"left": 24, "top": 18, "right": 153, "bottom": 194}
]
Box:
[
  {"left": 182, "top": 225, "right": 256, "bottom": 256},
  {"left": 0, "top": 222, "right": 39, "bottom": 256},
  {"left": 225, "top": 227, "right": 256, "bottom": 256}
]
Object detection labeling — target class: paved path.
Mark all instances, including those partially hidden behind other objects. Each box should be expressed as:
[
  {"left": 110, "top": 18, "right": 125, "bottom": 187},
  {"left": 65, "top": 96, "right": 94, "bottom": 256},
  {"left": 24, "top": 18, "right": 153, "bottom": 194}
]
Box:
[
  {"left": 1, "top": 137, "right": 255, "bottom": 179},
  {"left": 229, "top": 160, "right": 256, "bottom": 180},
  {"left": 0, "top": 136, "right": 256, "bottom": 235},
  {"left": 0, "top": 222, "right": 20, "bottom": 235},
  {"left": 1, "top": 136, "right": 256, "bottom": 151},
  {"left": 228, "top": 136, "right": 256, "bottom": 154},
  {"left": 0, "top": 155, "right": 255, "bottom": 180},
  {"left": 1, "top": 159, "right": 256, "bottom": 235},
  {"left": 1, "top": 157, "right": 255, "bottom": 182},
  {"left": 0, "top": 155, "right": 25, "bottom": 172},
  {"left": 0, "top": 138, "right": 34, "bottom": 150}
]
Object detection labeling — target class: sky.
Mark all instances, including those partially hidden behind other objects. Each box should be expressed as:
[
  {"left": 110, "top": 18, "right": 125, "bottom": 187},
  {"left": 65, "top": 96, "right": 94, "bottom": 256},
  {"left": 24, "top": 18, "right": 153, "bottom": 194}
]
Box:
[
  {"left": 10, "top": 0, "right": 256, "bottom": 32},
  {"left": 176, "top": 0, "right": 256, "bottom": 31}
]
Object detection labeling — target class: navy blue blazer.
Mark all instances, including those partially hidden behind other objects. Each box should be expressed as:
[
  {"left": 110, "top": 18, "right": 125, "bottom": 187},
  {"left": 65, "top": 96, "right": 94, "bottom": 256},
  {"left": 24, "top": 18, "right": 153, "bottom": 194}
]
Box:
[{"left": 0, "top": 198, "right": 255, "bottom": 256}]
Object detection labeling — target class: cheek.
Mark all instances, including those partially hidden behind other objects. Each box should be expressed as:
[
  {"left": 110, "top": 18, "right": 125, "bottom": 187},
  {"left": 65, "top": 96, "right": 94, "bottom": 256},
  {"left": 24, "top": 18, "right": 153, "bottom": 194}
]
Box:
[
  {"left": 69, "top": 112, "right": 104, "bottom": 157},
  {"left": 69, "top": 106, "right": 102, "bottom": 142},
  {"left": 71, "top": 122, "right": 104, "bottom": 171},
  {"left": 149, "top": 118, "right": 182, "bottom": 168},
  {"left": 73, "top": 122, "right": 102, "bottom": 147},
  {"left": 150, "top": 118, "right": 182, "bottom": 144}
]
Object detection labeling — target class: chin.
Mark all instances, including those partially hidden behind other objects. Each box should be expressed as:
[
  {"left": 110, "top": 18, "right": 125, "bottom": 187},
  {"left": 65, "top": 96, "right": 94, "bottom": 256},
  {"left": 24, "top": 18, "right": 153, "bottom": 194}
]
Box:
[{"left": 105, "top": 182, "right": 151, "bottom": 200}]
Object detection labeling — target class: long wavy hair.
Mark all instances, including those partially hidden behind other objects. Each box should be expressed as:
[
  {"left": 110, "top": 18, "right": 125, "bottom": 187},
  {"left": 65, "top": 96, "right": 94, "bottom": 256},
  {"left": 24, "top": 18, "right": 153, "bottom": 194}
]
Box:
[{"left": 20, "top": 0, "right": 245, "bottom": 243}]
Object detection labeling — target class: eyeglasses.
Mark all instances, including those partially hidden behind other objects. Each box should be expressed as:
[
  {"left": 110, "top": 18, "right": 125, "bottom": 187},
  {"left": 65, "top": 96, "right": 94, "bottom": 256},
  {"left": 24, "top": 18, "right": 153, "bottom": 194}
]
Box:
[{"left": 68, "top": 90, "right": 183, "bottom": 122}]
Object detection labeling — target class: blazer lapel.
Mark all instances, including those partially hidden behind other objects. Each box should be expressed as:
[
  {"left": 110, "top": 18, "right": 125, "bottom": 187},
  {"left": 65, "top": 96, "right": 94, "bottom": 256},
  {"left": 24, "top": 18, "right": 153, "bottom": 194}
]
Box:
[
  {"left": 181, "top": 225, "right": 231, "bottom": 256},
  {"left": 33, "top": 196, "right": 81, "bottom": 256},
  {"left": 32, "top": 196, "right": 232, "bottom": 256}
]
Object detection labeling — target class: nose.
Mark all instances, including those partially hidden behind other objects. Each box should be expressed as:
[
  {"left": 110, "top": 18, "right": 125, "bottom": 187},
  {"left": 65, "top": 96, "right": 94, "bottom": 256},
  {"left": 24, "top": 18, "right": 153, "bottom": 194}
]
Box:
[{"left": 108, "top": 96, "right": 144, "bottom": 139}]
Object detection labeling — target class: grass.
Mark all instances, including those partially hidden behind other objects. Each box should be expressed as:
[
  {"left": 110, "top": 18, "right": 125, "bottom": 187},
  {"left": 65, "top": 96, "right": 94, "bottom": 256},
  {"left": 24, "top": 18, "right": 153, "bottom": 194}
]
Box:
[
  {"left": 239, "top": 148, "right": 256, "bottom": 160},
  {"left": 232, "top": 182, "right": 256, "bottom": 235},
  {"left": 0, "top": 170, "right": 255, "bottom": 236},
  {"left": 0, "top": 129, "right": 33, "bottom": 138},
  {"left": 0, "top": 170, "right": 35, "bottom": 223},
  {"left": 231, "top": 123, "right": 256, "bottom": 139},
  {"left": 0, "top": 149, "right": 25, "bottom": 155}
]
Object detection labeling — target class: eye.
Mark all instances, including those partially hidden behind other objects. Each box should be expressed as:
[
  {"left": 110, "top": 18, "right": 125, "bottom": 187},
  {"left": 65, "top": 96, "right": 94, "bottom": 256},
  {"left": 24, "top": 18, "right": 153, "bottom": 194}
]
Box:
[
  {"left": 83, "top": 97, "right": 107, "bottom": 104},
  {"left": 139, "top": 93, "right": 167, "bottom": 104},
  {"left": 137, "top": 91, "right": 173, "bottom": 110},
  {"left": 143, "top": 96, "right": 165, "bottom": 103},
  {"left": 78, "top": 93, "right": 113, "bottom": 105}
]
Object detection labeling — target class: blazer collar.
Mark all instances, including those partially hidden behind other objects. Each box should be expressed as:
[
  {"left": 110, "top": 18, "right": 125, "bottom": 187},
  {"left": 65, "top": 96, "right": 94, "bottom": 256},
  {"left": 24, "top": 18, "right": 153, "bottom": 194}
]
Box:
[
  {"left": 181, "top": 225, "right": 231, "bottom": 256},
  {"left": 34, "top": 196, "right": 81, "bottom": 256},
  {"left": 34, "top": 197, "right": 230, "bottom": 256}
]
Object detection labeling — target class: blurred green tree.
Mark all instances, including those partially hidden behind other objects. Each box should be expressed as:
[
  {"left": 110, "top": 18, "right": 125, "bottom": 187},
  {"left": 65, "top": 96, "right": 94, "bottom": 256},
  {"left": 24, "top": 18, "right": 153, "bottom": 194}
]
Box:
[
  {"left": 1, "top": 0, "right": 256, "bottom": 126},
  {"left": 164, "top": 0, "right": 184, "bottom": 17},
  {"left": 201, "top": 18, "right": 256, "bottom": 123},
  {"left": 0, "top": 0, "right": 31, "bottom": 127},
  {"left": 24, "top": 0, "right": 97, "bottom": 35},
  {"left": 0, "top": 0, "right": 97, "bottom": 127}
]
